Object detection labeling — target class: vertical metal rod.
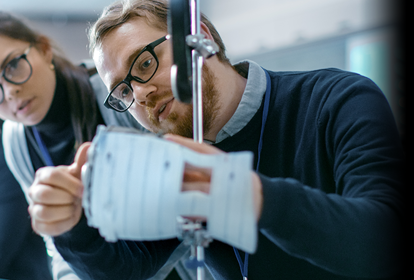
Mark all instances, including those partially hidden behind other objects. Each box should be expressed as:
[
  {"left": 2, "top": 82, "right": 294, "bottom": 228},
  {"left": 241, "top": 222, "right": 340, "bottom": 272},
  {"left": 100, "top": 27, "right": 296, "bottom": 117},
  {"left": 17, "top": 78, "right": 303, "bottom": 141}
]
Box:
[
  {"left": 192, "top": 53, "right": 203, "bottom": 143},
  {"left": 190, "top": 1, "right": 205, "bottom": 280},
  {"left": 190, "top": 0, "right": 203, "bottom": 144},
  {"left": 190, "top": 0, "right": 200, "bottom": 34},
  {"left": 197, "top": 245, "right": 205, "bottom": 279}
]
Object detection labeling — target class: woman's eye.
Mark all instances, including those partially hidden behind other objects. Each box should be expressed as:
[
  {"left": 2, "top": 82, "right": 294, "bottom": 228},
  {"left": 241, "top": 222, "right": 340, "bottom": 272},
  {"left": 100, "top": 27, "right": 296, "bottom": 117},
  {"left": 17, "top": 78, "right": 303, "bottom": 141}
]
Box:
[{"left": 6, "top": 58, "right": 20, "bottom": 71}]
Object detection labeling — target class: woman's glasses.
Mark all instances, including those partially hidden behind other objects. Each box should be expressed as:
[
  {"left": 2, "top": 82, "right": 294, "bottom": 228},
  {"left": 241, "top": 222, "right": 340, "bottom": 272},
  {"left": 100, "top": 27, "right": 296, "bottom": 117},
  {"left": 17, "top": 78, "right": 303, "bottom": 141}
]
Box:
[{"left": 0, "top": 46, "right": 33, "bottom": 104}]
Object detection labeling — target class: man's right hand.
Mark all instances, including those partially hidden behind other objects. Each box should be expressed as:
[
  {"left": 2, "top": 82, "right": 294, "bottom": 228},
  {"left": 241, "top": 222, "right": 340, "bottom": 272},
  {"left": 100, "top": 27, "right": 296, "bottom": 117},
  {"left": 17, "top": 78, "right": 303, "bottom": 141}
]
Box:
[{"left": 28, "top": 142, "right": 91, "bottom": 236}]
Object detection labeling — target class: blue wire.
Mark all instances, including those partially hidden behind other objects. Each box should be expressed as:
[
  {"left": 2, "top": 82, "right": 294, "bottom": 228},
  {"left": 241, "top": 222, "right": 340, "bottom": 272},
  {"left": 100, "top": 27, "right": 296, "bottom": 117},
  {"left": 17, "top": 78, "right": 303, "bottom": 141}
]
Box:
[
  {"left": 32, "top": 127, "right": 54, "bottom": 166},
  {"left": 232, "top": 69, "right": 271, "bottom": 279},
  {"left": 233, "top": 247, "right": 249, "bottom": 277}
]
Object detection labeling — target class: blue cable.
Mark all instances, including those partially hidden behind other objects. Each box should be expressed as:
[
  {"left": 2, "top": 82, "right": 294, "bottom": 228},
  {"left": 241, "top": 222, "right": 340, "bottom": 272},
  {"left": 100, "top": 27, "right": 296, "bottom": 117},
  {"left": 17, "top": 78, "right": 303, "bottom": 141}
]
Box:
[
  {"left": 32, "top": 127, "right": 54, "bottom": 166},
  {"left": 233, "top": 247, "right": 249, "bottom": 278},
  {"left": 232, "top": 69, "right": 271, "bottom": 279}
]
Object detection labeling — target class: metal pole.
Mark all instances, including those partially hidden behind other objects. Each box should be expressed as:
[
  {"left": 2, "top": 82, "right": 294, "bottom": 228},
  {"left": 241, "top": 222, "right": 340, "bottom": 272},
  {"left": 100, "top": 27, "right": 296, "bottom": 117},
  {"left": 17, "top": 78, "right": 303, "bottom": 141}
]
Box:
[
  {"left": 190, "top": 0, "right": 203, "bottom": 144},
  {"left": 192, "top": 54, "right": 203, "bottom": 143},
  {"left": 172, "top": 0, "right": 218, "bottom": 278},
  {"left": 197, "top": 244, "right": 205, "bottom": 279},
  {"left": 190, "top": 1, "right": 205, "bottom": 279}
]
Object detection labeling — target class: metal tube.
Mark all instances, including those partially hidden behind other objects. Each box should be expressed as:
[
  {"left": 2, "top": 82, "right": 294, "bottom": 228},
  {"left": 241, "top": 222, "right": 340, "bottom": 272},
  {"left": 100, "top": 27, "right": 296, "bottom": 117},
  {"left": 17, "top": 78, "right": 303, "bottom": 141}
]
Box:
[
  {"left": 192, "top": 52, "right": 203, "bottom": 143},
  {"left": 197, "top": 245, "right": 205, "bottom": 280},
  {"left": 189, "top": 2, "right": 206, "bottom": 280},
  {"left": 190, "top": 0, "right": 200, "bottom": 35},
  {"left": 190, "top": 0, "right": 203, "bottom": 143},
  {"left": 190, "top": 2, "right": 205, "bottom": 280}
]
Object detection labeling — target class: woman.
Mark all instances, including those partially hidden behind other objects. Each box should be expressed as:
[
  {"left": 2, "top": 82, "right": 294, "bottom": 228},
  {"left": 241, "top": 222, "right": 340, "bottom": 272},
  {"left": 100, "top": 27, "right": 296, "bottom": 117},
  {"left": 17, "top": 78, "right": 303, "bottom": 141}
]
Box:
[{"left": 0, "top": 12, "right": 142, "bottom": 279}]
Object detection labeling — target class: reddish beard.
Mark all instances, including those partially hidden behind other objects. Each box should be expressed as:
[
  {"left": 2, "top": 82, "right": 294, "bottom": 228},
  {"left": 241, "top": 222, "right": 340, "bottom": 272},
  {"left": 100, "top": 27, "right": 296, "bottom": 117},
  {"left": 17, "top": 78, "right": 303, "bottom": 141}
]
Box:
[{"left": 147, "top": 65, "right": 220, "bottom": 139}]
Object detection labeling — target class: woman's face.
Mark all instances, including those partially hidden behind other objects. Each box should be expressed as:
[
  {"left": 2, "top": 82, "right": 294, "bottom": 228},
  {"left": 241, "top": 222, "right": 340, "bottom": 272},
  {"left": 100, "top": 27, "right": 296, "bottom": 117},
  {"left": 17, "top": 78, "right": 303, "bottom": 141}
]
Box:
[{"left": 0, "top": 35, "right": 56, "bottom": 125}]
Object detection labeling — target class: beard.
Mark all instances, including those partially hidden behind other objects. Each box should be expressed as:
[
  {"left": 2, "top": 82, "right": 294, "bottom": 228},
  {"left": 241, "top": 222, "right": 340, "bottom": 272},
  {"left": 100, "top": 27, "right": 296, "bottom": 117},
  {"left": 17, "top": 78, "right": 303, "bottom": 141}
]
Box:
[{"left": 147, "top": 64, "right": 220, "bottom": 139}]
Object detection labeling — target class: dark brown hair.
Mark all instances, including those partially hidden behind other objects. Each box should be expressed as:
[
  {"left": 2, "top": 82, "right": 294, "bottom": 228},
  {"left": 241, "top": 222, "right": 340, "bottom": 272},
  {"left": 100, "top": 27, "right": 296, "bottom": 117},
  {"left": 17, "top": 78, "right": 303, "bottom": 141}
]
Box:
[
  {"left": 0, "top": 11, "right": 99, "bottom": 147},
  {"left": 88, "top": 0, "right": 230, "bottom": 65}
]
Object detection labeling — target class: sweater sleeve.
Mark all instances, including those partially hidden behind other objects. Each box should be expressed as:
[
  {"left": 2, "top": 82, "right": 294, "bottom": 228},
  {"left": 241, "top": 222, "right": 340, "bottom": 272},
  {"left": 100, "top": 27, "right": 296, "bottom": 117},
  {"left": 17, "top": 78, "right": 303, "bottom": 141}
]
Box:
[
  {"left": 257, "top": 73, "right": 405, "bottom": 278},
  {"left": 53, "top": 213, "right": 181, "bottom": 280}
]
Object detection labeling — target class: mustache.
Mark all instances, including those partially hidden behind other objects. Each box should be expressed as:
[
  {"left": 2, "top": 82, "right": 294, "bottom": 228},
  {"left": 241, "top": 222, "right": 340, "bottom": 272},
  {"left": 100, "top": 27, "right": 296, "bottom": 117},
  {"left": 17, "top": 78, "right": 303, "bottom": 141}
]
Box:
[
  {"left": 145, "top": 91, "right": 171, "bottom": 108},
  {"left": 146, "top": 90, "right": 178, "bottom": 124}
]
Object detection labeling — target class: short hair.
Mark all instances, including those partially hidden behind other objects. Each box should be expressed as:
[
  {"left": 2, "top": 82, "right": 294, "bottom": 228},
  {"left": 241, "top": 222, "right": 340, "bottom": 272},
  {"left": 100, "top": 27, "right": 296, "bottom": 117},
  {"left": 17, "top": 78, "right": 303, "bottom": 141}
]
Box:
[{"left": 88, "top": 0, "right": 230, "bottom": 64}]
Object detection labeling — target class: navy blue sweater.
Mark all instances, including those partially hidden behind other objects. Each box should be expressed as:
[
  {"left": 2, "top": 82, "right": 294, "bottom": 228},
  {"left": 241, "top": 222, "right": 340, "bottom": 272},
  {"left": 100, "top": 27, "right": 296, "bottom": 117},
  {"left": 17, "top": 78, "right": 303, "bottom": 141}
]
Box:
[{"left": 54, "top": 68, "right": 405, "bottom": 279}]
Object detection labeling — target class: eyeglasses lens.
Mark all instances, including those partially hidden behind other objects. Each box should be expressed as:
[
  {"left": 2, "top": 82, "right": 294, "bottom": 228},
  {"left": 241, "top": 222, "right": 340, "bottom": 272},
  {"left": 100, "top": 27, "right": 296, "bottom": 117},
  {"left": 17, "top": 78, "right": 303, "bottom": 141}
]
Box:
[
  {"left": 109, "top": 83, "right": 134, "bottom": 111},
  {"left": 130, "top": 50, "right": 158, "bottom": 82},
  {"left": 108, "top": 50, "right": 158, "bottom": 111},
  {"left": 5, "top": 57, "right": 32, "bottom": 84}
]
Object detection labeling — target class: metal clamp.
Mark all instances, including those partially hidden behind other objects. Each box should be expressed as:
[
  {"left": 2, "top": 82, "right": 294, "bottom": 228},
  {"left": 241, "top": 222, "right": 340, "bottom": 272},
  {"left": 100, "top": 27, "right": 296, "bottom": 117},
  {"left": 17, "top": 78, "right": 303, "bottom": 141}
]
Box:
[{"left": 186, "top": 34, "right": 219, "bottom": 59}]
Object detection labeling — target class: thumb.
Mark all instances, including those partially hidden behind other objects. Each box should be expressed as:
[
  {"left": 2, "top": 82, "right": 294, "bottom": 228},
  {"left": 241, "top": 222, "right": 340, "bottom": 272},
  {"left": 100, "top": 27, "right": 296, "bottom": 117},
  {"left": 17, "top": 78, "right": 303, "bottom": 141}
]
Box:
[{"left": 69, "top": 142, "right": 91, "bottom": 179}]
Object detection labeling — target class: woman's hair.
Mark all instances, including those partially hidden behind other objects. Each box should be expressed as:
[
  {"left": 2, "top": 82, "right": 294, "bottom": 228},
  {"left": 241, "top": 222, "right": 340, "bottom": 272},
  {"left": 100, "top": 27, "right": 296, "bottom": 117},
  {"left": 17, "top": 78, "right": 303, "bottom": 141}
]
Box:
[
  {"left": 0, "top": 11, "right": 99, "bottom": 147},
  {"left": 88, "top": 0, "right": 231, "bottom": 65}
]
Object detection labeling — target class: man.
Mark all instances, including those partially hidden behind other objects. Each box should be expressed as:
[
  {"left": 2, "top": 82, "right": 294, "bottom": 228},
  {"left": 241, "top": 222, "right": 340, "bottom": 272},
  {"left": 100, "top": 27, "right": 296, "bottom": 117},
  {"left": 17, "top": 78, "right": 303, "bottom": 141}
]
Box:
[{"left": 28, "top": 0, "right": 405, "bottom": 279}]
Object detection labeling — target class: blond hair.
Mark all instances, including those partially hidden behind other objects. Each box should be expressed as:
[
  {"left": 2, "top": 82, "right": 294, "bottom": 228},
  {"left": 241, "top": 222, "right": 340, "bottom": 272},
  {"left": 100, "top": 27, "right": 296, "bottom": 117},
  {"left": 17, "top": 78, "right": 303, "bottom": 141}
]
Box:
[{"left": 88, "top": 0, "right": 230, "bottom": 64}]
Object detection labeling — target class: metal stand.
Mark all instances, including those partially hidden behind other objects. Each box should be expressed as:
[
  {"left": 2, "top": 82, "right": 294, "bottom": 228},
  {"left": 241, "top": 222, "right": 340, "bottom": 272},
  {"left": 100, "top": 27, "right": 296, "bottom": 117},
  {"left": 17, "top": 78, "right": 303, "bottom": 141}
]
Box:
[
  {"left": 177, "top": 217, "right": 212, "bottom": 279},
  {"left": 170, "top": 0, "right": 219, "bottom": 279}
]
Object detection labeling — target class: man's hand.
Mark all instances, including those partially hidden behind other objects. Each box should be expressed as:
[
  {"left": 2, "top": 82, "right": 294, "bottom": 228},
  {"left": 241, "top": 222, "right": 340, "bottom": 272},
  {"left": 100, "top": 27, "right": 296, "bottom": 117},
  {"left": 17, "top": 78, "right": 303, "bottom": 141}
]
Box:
[
  {"left": 28, "top": 142, "right": 91, "bottom": 236},
  {"left": 164, "top": 134, "right": 263, "bottom": 220}
]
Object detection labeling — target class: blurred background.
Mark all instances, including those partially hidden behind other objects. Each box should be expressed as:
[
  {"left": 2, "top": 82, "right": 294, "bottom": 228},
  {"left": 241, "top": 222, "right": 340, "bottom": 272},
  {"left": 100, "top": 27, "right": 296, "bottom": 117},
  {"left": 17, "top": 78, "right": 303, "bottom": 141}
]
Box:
[{"left": 0, "top": 0, "right": 405, "bottom": 137}]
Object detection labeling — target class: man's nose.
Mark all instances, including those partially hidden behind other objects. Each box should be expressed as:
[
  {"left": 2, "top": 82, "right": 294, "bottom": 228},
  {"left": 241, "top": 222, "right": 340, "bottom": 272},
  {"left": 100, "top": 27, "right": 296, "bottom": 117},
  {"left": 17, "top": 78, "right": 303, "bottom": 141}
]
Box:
[{"left": 130, "top": 81, "right": 156, "bottom": 107}]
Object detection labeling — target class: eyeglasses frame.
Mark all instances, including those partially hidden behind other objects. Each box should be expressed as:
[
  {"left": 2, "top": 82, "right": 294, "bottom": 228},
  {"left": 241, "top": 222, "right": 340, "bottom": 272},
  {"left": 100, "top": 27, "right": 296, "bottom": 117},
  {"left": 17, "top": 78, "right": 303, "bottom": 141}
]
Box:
[
  {"left": 104, "top": 35, "right": 168, "bottom": 112},
  {"left": 0, "top": 45, "right": 33, "bottom": 104}
]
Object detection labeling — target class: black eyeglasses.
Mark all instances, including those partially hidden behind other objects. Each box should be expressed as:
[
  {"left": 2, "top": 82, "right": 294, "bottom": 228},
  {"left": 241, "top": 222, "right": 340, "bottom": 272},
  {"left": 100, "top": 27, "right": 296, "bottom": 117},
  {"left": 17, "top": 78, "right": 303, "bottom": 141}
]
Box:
[
  {"left": 0, "top": 46, "right": 33, "bottom": 104},
  {"left": 104, "top": 35, "right": 169, "bottom": 112}
]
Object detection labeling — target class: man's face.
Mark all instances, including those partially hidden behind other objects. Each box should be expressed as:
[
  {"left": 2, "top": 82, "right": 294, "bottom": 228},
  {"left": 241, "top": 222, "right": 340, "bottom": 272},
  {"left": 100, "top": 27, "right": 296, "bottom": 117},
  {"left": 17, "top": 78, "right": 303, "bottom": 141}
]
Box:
[{"left": 94, "top": 17, "right": 219, "bottom": 138}]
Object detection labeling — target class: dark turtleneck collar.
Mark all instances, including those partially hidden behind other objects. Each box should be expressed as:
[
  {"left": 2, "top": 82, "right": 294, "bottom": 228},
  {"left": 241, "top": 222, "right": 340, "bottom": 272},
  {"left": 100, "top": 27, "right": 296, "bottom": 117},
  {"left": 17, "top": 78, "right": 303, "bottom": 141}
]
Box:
[
  {"left": 32, "top": 71, "right": 72, "bottom": 134},
  {"left": 25, "top": 72, "right": 76, "bottom": 167}
]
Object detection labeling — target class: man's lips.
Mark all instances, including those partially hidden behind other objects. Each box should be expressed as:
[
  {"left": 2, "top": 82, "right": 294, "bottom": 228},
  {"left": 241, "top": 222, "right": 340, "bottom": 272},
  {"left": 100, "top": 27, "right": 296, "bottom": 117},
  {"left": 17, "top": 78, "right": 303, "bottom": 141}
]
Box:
[{"left": 154, "top": 97, "right": 174, "bottom": 122}]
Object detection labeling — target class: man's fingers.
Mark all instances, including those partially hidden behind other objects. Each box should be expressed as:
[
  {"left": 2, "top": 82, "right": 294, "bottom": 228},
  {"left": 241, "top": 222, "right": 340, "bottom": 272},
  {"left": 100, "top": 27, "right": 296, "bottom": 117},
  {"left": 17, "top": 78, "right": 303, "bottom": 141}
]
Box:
[
  {"left": 182, "top": 181, "right": 211, "bottom": 194},
  {"left": 164, "top": 134, "right": 222, "bottom": 154},
  {"left": 251, "top": 172, "right": 263, "bottom": 221},
  {"left": 183, "top": 168, "right": 211, "bottom": 183}
]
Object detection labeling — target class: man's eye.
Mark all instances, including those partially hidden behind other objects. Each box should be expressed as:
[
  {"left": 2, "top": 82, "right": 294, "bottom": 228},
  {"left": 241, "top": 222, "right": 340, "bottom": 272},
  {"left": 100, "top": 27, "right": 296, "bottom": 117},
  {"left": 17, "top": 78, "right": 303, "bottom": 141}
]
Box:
[
  {"left": 131, "top": 51, "right": 157, "bottom": 79},
  {"left": 121, "top": 87, "right": 130, "bottom": 98},
  {"left": 140, "top": 58, "right": 153, "bottom": 71},
  {"left": 113, "top": 86, "right": 131, "bottom": 100}
]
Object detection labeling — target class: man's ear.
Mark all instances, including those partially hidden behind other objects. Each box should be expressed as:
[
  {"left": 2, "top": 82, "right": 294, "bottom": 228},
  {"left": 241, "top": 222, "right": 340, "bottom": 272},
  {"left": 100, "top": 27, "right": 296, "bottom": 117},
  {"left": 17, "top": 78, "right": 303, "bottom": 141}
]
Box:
[
  {"left": 200, "top": 22, "right": 215, "bottom": 42},
  {"left": 36, "top": 36, "right": 54, "bottom": 64}
]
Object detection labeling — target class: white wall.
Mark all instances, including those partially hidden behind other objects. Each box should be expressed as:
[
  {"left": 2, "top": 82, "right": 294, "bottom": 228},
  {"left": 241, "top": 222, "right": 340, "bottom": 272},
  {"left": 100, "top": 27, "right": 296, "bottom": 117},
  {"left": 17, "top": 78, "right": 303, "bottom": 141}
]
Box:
[
  {"left": 206, "top": 0, "right": 397, "bottom": 60},
  {"left": 1, "top": 0, "right": 403, "bottom": 133},
  {"left": 1, "top": 0, "right": 399, "bottom": 63}
]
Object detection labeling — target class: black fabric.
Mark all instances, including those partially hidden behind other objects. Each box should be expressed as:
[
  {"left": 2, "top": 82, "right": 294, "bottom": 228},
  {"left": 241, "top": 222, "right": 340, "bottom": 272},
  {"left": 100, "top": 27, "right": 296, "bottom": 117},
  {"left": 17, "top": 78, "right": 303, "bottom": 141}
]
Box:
[
  {"left": 25, "top": 72, "right": 75, "bottom": 168},
  {"left": 0, "top": 133, "right": 52, "bottom": 280}
]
